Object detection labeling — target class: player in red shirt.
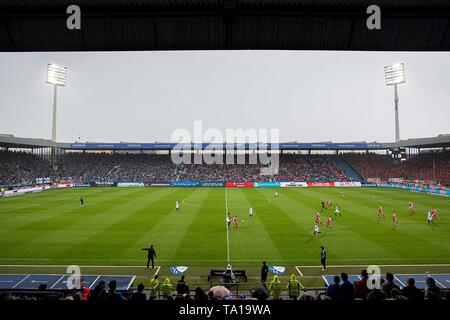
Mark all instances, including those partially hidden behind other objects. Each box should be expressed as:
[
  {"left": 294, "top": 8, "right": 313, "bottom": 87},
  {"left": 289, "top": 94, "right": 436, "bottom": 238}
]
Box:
[
  {"left": 408, "top": 201, "right": 415, "bottom": 214},
  {"left": 232, "top": 216, "right": 238, "bottom": 230},
  {"left": 431, "top": 209, "right": 438, "bottom": 221},
  {"left": 377, "top": 205, "right": 385, "bottom": 221},
  {"left": 391, "top": 211, "right": 399, "bottom": 225},
  {"left": 326, "top": 216, "right": 333, "bottom": 228},
  {"left": 315, "top": 211, "right": 322, "bottom": 225}
]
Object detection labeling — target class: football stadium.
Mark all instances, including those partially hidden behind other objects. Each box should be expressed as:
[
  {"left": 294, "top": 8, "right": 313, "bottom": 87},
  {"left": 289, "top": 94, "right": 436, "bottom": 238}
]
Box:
[
  {"left": 1, "top": 135, "right": 449, "bottom": 301},
  {"left": 0, "top": 0, "right": 450, "bottom": 310}
]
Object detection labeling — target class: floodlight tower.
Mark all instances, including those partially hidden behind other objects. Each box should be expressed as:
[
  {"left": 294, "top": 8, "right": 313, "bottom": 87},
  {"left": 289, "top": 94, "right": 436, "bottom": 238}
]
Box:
[
  {"left": 384, "top": 63, "right": 406, "bottom": 143},
  {"left": 46, "top": 63, "right": 68, "bottom": 142}
]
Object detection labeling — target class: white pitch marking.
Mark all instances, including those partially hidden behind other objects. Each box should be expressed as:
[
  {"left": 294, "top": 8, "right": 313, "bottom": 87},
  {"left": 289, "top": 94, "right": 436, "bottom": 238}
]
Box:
[
  {"left": 12, "top": 275, "right": 30, "bottom": 289},
  {"left": 0, "top": 264, "right": 162, "bottom": 268},
  {"left": 295, "top": 266, "right": 304, "bottom": 277},
  {"left": 293, "top": 264, "right": 450, "bottom": 268}
]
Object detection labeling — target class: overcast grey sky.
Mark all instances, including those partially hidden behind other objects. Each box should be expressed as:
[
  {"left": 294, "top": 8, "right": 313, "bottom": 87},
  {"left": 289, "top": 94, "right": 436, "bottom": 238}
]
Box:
[{"left": 0, "top": 51, "right": 449, "bottom": 144}]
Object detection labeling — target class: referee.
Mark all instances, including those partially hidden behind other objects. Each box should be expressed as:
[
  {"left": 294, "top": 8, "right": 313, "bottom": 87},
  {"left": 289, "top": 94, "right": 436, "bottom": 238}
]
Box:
[{"left": 320, "top": 246, "right": 327, "bottom": 271}]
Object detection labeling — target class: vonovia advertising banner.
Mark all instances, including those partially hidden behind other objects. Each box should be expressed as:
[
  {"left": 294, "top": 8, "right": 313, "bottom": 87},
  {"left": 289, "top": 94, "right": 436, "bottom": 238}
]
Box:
[{"left": 200, "top": 182, "right": 226, "bottom": 187}]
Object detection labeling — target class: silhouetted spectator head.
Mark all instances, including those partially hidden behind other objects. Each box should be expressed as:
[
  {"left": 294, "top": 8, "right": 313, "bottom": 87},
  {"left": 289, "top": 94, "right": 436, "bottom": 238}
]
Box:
[
  {"left": 426, "top": 277, "right": 436, "bottom": 288},
  {"left": 361, "top": 269, "right": 368, "bottom": 280},
  {"left": 341, "top": 273, "right": 348, "bottom": 282},
  {"left": 407, "top": 277, "right": 415, "bottom": 287},
  {"left": 386, "top": 272, "right": 394, "bottom": 282},
  {"left": 108, "top": 280, "right": 117, "bottom": 292},
  {"left": 137, "top": 283, "right": 145, "bottom": 292}
]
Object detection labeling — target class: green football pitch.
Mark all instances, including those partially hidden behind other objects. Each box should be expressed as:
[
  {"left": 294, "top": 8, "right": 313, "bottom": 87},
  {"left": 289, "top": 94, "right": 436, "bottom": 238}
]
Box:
[{"left": 0, "top": 187, "right": 449, "bottom": 287}]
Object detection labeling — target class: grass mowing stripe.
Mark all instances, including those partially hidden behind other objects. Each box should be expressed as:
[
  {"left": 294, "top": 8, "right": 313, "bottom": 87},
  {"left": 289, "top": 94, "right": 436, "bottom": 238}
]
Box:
[
  {"left": 133, "top": 188, "right": 213, "bottom": 264},
  {"left": 169, "top": 189, "right": 222, "bottom": 262},
  {"left": 232, "top": 188, "right": 285, "bottom": 261}
]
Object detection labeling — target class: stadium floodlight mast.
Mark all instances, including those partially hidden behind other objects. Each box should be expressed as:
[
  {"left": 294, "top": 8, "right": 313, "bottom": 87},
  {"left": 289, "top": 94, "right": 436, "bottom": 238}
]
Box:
[
  {"left": 46, "top": 63, "right": 68, "bottom": 142},
  {"left": 384, "top": 63, "right": 406, "bottom": 143}
]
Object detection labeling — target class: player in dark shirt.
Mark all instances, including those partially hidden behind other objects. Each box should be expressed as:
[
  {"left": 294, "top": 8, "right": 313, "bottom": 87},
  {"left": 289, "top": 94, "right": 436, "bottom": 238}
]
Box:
[
  {"left": 80, "top": 196, "right": 84, "bottom": 206},
  {"left": 320, "top": 246, "right": 327, "bottom": 271}
]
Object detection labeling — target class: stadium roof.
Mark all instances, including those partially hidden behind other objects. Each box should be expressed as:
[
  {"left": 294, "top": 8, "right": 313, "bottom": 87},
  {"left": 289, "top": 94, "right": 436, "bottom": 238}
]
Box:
[
  {"left": 1, "top": 134, "right": 449, "bottom": 150},
  {"left": 0, "top": 134, "right": 69, "bottom": 149},
  {"left": 1, "top": 0, "right": 449, "bottom": 51}
]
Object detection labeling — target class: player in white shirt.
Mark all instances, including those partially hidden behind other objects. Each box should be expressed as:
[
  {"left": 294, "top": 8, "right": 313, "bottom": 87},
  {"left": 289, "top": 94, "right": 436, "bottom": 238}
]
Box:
[
  {"left": 274, "top": 192, "right": 279, "bottom": 198},
  {"left": 248, "top": 207, "right": 254, "bottom": 217},
  {"left": 226, "top": 213, "right": 231, "bottom": 228},
  {"left": 427, "top": 210, "right": 434, "bottom": 225},
  {"left": 313, "top": 222, "right": 321, "bottom": 235},
  {"left": 176, "top": 201, "right": 180, "bottom": 211},
  {"left": 334, "top": 205, "right": 341, "bottom": 217}
]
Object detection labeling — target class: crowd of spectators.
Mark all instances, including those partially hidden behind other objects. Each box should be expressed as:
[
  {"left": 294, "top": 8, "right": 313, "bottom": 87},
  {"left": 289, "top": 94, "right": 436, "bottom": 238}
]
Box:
[
  {"left": 1, "top": 271, "right": 448, "bottom": 302},
  {"left": 56, "top": 153, "right": 177, "bottom": 182},
  {"left": 343, "top": 152, "right": 450, "bottom": 186},
  {"left": 0, "top": 151, "right": 53, "bottom": 185},
  {"left": 324, "top": 269, "right": 447, "bottom": 302},
  {"left": 1, "top": 150, "right": 448, "bottom": 186},
  {"left": 0, "top": 151, "right": 349, "bottom": 184}
]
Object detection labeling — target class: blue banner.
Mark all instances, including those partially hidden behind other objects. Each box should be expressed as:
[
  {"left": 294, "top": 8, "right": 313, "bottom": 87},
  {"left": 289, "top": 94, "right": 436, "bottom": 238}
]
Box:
[
  {"left": 268, "top": 266, "right": 286, "bottom": 276},
  {"left": 69, "top": 142, "right": 385, "bottom": 150},
  {"left": 171, "top": 181, "right": 201, "bottom": 187},
  {"left": 200, "top": 182, "right": 226, "bottom": 187},
  {"left": 254, "top": 182, "right": 281, "bottom": 188},
  {"left": 366, "top": 183, "right": 449, "bottom": 196},
  {"left": 169, "top": 266, "right": 189, "bottom": 275}
]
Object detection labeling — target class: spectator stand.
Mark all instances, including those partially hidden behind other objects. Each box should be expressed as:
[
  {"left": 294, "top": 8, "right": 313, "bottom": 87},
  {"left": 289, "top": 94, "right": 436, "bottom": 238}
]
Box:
[
  {"left": 322, "top": 273, "right": 450, "bottom": 289},
  {"left": 0, "top": 274, "right": 135, "bottom": 291}
]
